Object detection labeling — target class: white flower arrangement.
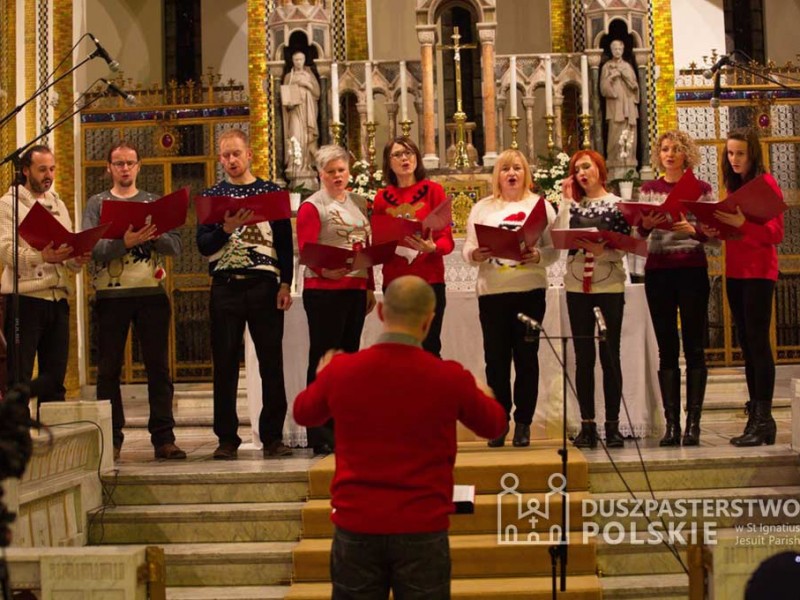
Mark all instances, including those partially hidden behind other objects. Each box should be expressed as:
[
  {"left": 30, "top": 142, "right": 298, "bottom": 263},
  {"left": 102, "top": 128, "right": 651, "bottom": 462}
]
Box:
[
  {"left": 533, "top": 151, "right": 570, "bottom": 204},
  {"left": 347, "top": 159, "right": 382, "bottom": 200},
  {"left": 289, "top": 136, "right": 303, "bottom": 168},
  {"left": 618, "top": 127, "right": 633, "bottom": 160}
]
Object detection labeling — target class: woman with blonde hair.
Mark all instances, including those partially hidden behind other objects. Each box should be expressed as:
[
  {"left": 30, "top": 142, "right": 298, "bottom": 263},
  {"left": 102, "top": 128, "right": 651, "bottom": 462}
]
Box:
[
  {"left": 637, "top": 130, "right": 715, "bottom": 446},
  {"left": 462, "top": 149, "right": 558, "bottom": 447}
]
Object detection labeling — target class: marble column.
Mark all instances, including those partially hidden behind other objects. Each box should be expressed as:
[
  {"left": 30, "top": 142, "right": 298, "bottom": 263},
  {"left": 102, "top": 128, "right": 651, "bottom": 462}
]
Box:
[
  {"left": 478, "top": 23, "right": 498, "bottom": 167},
  {"left": 272, "top": 73, "right": 286, "bottom": 185},
  {"left": 357, "top": 103, "right": 368, "bottom": 160},
  {"left": 319, "top": 70, "right": 330, "bottom": 146},
  {"left": 634, "top": 47, "right": 655, "bottom": 180},
  {"left": 417, "top": 26, "right": 438, "bottom": 168},
  {"left": 523, "top": 96, "right": 536, "bottom": 161},
  {"left": 496, "top": 98, "right": 506, "bottom": 150},
  {"left": 414, "top": 98, "right": 424, "bottom": 144},
  {"left": 386, "top": 101, "right": 398, "bottom": 140},
  {"left": 554, "top": 92, "right": 564, "bottom": 150},
  {"left": 587, "top": 49, "right": 605, "bottom": 155}
]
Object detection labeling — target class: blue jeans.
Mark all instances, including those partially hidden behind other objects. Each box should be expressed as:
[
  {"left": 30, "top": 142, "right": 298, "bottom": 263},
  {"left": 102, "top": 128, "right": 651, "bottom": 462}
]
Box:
[{"left": 331, "top": 527, "right": 451, "bottom": 600}]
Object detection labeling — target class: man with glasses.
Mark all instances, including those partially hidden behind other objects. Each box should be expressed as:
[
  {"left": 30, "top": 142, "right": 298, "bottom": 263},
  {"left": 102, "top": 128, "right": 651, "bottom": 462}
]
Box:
[
  {"left": 0, "top": 145, "right": 91, "bottom": 402},
  {"left": 83, "top": 142, "right": 185, "bottom": 461}
]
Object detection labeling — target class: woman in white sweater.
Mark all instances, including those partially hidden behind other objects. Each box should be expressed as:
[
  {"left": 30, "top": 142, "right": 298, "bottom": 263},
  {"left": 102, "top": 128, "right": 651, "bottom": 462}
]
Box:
[{"left": 463, "top": 149, "right": 558, "bottom": 447}]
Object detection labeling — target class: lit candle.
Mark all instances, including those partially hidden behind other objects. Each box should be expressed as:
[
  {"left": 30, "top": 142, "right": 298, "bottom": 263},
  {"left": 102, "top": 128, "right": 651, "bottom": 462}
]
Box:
[
  {"left": 580, "top": 55, "right": 589, "bottom": 115},
  {"left": 509, "top": 56, "right": 518, "bottom": 118},
  {"left": 331, "top": 62, "right": 340, "bottom": 123},
  {"left": 544, "top": 55, "right": 553, "bottom": 116},
  {"left": 365, "top": 61, "right": 374, "bottom": 123},
  {"left": 399, "top": 61, "right": 408, "bottom": 121}
]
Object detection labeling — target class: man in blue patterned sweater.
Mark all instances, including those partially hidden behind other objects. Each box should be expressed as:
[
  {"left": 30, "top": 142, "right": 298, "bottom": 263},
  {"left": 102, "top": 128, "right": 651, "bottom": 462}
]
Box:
[{"left": 196, "top": 129, "right": 294, "bottom": 460}]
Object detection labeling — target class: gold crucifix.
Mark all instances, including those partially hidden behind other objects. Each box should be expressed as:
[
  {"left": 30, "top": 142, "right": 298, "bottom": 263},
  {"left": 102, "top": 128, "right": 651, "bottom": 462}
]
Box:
[{"left": 438, "top": 26, "right": 476, "bottom": 169}]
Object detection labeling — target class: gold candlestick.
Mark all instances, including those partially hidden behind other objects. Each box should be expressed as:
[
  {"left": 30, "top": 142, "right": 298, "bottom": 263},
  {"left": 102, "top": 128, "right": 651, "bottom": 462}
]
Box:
[
  {"left": 452, "top": 110, "right": 471, "bottom": 169},
  {"left": 366, "top": 121, "right": 377, "bottom": 169},
  {"left": 399, "top": 119, "right": 413, "bottom": 138},
  {"left": 579, "top": 114, "right": 592, "bottom": 150},
  {"left": 545, "top": 114, "right": 555, "bottom": 155},
  {"left": 330, "top": 121, "right": 343, "bottom": 146},
  {"left": 507, "top": 116, "right": 521, "bottom": 150}
]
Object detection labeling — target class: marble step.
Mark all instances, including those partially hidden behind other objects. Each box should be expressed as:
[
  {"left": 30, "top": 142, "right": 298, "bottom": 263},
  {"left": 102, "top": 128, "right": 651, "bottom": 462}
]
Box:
[
  {"left": 596, "top": 538, "right": 689, "bottom": 577},
  {"left": 585, "top": 444, "right": 800, "bottom": 493},
  {"left": 88, "top": 502, "right": 303, "bottom": 544},
  {"left": 601, "top": 573, "right": 687, "bottom": 599},
  {"left": 166, "top": 586, "right": 287, "bottom": 600},
  {"left": 105, "top": 457, "right": 314, "bottom": 505},
  {"left": 162, "top": 542, "right": 295, "bottom": 587},
  {"left": 285, "top": 574, "right": 602, "bottom": 599},
  {"left": 292, "top": 533, "right": 597, "bottom": 581}
]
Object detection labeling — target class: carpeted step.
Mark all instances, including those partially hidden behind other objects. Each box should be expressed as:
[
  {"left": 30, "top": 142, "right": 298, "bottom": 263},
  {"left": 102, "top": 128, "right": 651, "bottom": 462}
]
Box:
[
  {"left": 301, "top": 491, "right": 591, "bottom": 538},
  {"left": 88, "top": 502, "right": 303, "bottom": 544},
  {"left": 292, "top": 533, "right": 596, "bottom": 581},
  {"left": 162, "top": 542, "right": 296, "bottom": 586},
  {"left": 286, "top": 574, "right": 602, "bottom": 599},
  {"left": 307, "top": 449, "right": 589, "bottom": 498}
]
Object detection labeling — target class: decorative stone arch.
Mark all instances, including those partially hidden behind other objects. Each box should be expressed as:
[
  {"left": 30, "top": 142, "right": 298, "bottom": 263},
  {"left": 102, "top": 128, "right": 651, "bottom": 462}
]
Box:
[
  {"left": 415, "top": 0, "right": 495, "bottom": 27},
  {"left": 274, "top": 30, "right": 324, "bottom": 64},
  {"left": 591, "top": 18, "right": 644, "bottom": 51}
]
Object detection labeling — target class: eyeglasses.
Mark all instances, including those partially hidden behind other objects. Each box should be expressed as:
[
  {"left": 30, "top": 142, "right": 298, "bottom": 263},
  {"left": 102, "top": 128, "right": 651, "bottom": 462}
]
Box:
[
  {"left": 390, "top": 150, "right": 414, "bottom": 160},
  {"left": 110, "top": 160, "right": 138, "bottom": 169}
]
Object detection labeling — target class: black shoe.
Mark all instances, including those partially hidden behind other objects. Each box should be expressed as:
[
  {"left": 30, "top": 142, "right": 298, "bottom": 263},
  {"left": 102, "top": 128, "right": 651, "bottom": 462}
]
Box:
[
  {"left": 263, "top": 440, "right": 292, "bottom": 458},
  {"left": 682, "top": 368, "right": 707, "bottom": 446},
  {"left": 572, "top": 422, "right": 597, "bottom": 449},
  {"left": 312, "top": 443, "right": 334, "bottom": 456},
  {"left": 658, "top": 369, "right": 681, "bottom": 447},
  {"left": 487, "top": 425, "right": 509, "bottom": 448},
  {"left": 213, "top": 442, "right": 238, "bottom": 460},
  {"left": 113, "top": 445, "right": 121, "bottom": 461},
  {"left": 731, "top": 401, "right": 777, "bottom": 447},
  {"left": 730, "top": 401, "right": 757, "bottom": 445},
  {"left": 154, "top": 442, "right": 187, "bottom": 460},
  {"left": 512, "top": 423, "right": 531, "bottom": 447},
  {"left": 604, "top": 420, "right": 624, "bottom": 448}
]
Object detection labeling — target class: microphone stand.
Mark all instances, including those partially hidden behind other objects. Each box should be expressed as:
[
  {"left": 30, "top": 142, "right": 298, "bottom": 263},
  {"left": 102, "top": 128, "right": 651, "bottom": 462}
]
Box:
[{"left": 522, "top": 318, "right": 603, "bottom": 599}]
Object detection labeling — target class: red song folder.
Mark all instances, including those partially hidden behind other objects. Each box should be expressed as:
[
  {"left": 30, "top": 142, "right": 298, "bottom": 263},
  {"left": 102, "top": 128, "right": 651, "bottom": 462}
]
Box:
[
  {"left": 679, "top": 174, "right": 787, "bottom": 240},
  {"left": 474, "top": 198, "right": 548, "bottom": 261},
  {"left": 617, "top": 169, "right": 705, "bottom": 229},
  {"left": 370, "top": 198, "right": 453, "bottom": 247},
  {"left": 194, "top": 190, "right": 291, "bottom": 226},
  {"left": 299, "top": 241, "right": 399, "bottom": 271},
  {"left": 550, "top": 227, "right": 648, "bottom": 257},
  {"left": 19, "top": 201, "right": 110, "bottom": 257},
  {"left": 100, "top": 187, "right": 190, "bottom": 239}
]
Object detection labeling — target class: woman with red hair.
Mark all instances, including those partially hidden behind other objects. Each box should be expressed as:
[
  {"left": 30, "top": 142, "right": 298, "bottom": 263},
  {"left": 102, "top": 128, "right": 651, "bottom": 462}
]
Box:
[{"left": 556, "top": 150, "right": 631, "bottom": 449}]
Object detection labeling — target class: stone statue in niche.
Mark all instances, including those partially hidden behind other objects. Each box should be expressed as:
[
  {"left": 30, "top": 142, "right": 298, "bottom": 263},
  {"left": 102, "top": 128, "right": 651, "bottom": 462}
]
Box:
[
  {"left": 281, "top": 50, "right": 320, "bottom": 189},
  {"left": 600, "top": 39, "right": 639, "bottom": 172}
]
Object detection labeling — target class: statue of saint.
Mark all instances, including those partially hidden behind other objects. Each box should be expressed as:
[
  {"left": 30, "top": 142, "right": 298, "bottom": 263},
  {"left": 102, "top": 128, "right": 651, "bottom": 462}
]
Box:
[
  {"left": 281, "top": 51, "right": 320, "bottom": 179},
  {"left": 600, "top": 39, "right": 639, "bottom": 169}
]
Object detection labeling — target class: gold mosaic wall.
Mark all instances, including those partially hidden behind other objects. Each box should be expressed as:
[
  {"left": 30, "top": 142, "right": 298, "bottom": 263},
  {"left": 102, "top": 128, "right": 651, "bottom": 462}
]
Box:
[
  {"left": 652, "top": 0, "right": 677, "bottom": 134},
  {"left": 248, "top": 0, "right": 270, "bottom": 178},
  {"left": 0, "top": 0, "right": 16, "bottom": 191},
  {"left": 550, "top": 0, "right": 573, "bottom": 54},
  {"left": 345, "top": 0, "right": 368, "bottom": 61}
]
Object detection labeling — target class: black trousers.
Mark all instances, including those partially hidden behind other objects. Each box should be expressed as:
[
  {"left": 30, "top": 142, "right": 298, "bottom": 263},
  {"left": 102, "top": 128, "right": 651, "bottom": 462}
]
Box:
[
  {"left": 726, "top": 278, "right": 776, "bottom": 404},
  {"left": 94, "top": 293, "right": 175, "bottom": 448},
  {"left": 210, "top": 276, "right": 287, "bottom": 447},
  {"left": 303, "top": 288, "right": 367, "bottom": 449},
  {"left": 566, "top": 292, "right": 625, "bottom": 421},
  {"left": 423, "top": 283, "right": 446, "bottom": 357},
  {"left": 4, "top": 295, "right": 68, "bottom": 402},
  {"left": 478, "top": 289, "right": 546, "bottom": 425},
  {"left": 644, "top": 267, "right": 709, "bottom": 371}
]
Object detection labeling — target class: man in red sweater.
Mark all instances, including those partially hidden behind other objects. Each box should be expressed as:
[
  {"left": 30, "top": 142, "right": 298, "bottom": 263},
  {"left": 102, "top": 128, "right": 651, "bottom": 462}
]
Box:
[{"left": 294, "top": 275, "right": 506, "bottom": 599}]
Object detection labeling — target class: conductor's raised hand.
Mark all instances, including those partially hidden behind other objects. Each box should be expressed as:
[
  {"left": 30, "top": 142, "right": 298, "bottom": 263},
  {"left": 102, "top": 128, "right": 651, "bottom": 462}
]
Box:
[
  {"left": 124, "top": 223, "right": 158, "bottom": 249},
  {"left": 41, "top": 241, "right": 73, "bottom": 264},
  {"left": 316, "top": 349, "right": 341, "bottom": 375},
  {"left": 222, "top": 208, "right": 254, "bottom": 234}
]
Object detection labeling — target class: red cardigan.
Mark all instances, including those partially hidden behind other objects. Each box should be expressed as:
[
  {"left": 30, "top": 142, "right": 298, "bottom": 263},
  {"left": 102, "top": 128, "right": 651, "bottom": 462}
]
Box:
[
  {"left": 294, "top": 340, "right": 507, "bottom": 534},
  {"left": 372, "top": 180, "right": 454, "bottom": 287},
  {"left": 725, "top": 174, "right": 784, "bottom": 281}
]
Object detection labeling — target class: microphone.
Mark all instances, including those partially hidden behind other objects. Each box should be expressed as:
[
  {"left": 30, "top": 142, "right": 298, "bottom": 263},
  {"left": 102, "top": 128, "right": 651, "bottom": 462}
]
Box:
[
  {"left": 593, "top": 306, "right": 607, "bottom": 340},
  {"left": 89, "top": 34, "right": 120, "bottom": 72},
  {"left": 702, "top": 54, "right": 731, "bottom": 80},
  {"left": 101, "top": 79, "right": 136, "bottom": 105},
  {"left": 517, "top": 313, "right": 541, "bottom": 331},
  {"left": 710, "top": 71, "right": 722, "bottom": 108}
]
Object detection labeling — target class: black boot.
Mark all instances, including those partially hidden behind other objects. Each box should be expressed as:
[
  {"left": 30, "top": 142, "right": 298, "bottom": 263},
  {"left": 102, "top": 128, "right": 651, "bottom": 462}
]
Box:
[
  {"left": 512, "top": 423, "right": 531, "bottom": 447},
  {"left": 730, "top": 401, "right": 757, "bottom": 445},
  {"left": 658, "top": 369, "right": 681, "bottom": 447},
  {"left": 682, "top": 368, "right": 707, "bottom": 446},
  {"left": 604, "top": 420, "right": 624, "bottom": 448},
  {"left": 731, "top": 400, "right": 777, "bottom": 447},
  {"left": 572, "top": 421, "right": 598, "bottom": 449},
  {"left": 488, "top": 424, "right": 509, "bottom": 448}
]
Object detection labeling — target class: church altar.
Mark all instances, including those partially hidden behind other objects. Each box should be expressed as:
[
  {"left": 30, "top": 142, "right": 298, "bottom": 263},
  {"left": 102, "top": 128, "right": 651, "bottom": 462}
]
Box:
[{"left": 244, "top": 253, "right": 663, "bottom": 448}]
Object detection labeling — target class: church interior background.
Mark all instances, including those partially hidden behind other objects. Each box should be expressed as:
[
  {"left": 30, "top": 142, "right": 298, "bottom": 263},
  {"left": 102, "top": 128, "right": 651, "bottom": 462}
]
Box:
[{"left": 1, "top": 0, "right": 800, "bottom": 598}]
